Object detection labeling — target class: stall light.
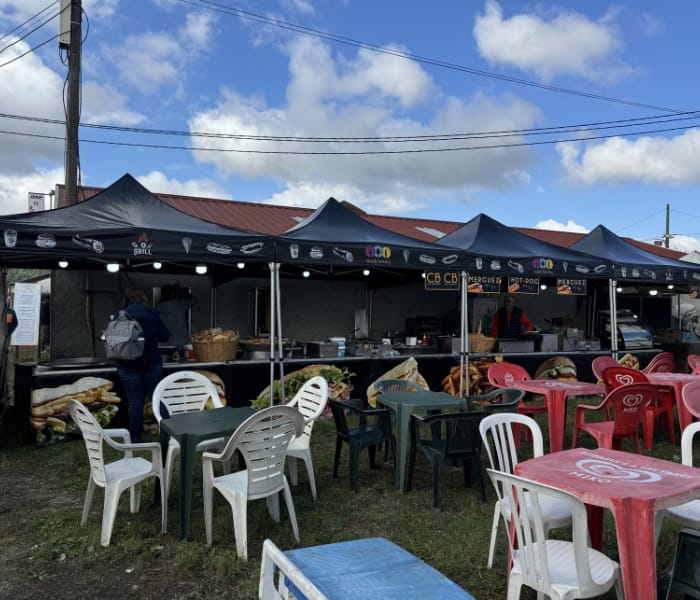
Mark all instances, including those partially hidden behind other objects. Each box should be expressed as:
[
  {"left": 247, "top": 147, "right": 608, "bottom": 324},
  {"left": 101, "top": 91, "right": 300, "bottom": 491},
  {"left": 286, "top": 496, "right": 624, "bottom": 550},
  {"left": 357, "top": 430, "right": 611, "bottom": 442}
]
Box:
[
  {"left": 237, "top": 262, "right": 245, "bottom": 269},
  {"left": 302, "top": 269, "right": 310, "bottom": 278},
  {"left": 152, "top": 261, "right": 162, "bottom": 270},
  {"left": 106, "top": 262, "right": 120, "bottom": 273},
  {"left": 667, "top": 284, "right": 675, "bottom": 290},
  {"left": 616, "top": 286, "right": 623, "bottom": 293},
  {"left": 195, "top": 264, "right": 208, "bottom": 275},
  {"left": 421, "top": 271, "right": 426, "bottom": 279},
  {"left": 540, "top": 284, "right": 547, "bottom": 290},
  {"left": 58, "top": 259, "right": 69, "bottom": 269},
  {"left": 649, "top": 289, "right": 659, "bottom": 296},
  {"left": 363, "top": 268, "right": 370, "bottom": 276}
]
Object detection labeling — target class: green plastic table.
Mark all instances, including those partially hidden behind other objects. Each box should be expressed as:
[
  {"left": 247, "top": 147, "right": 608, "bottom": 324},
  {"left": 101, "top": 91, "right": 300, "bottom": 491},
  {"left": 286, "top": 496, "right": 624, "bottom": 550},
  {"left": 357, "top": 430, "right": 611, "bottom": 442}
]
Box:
[
  {"left": 283, "top": 537, "right": 475, "bottom": 598},
  {"left": 376, "top": 391, "right": 467, "bottom": 491},
  {"left": 159, "top": 406, "right": 255, "bottom": 541}
]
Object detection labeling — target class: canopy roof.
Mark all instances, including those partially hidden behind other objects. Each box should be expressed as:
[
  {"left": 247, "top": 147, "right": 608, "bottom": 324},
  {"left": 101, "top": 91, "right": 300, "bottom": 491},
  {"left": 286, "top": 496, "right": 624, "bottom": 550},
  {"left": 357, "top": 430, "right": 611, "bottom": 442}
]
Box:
[
  {"left": 436, "top": 213, "right": 612, "bottom": 278},
  {"left": 278, "top": 197, "right": 460, "bottom": 270},
  {"left": 571, "top": 225, "right": 700, "bottom": 283},
  {"left": 0, "top": 174, "right": 274, "bottom": 270}
]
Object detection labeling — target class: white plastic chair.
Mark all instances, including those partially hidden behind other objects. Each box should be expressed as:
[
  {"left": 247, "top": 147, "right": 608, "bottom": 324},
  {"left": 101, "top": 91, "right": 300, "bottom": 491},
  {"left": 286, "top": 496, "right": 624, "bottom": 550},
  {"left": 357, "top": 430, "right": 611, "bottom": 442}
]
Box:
[
  {"left": 285, "top": 376, "right": 329, "bottom": 500},
  {"left": 655, "top": 421, "right": 700, "bottom": 544},
  {"left": 487, "top": 469, "right": 623, "bottom": 600},
  {"left": 479, "top": 412, "right": 572, "bottom": 569},
  {"left": 69, "top": 399, "right": 166, "bottom": 546},
  {"left": 151, "top": 370, "right": 224, "bottom": 499},
  {"left": 259, "top": 539, "right": 328, "bottom": 600},
  {"left": 202, "top": 405, "right": 304, "bottom": 560}
]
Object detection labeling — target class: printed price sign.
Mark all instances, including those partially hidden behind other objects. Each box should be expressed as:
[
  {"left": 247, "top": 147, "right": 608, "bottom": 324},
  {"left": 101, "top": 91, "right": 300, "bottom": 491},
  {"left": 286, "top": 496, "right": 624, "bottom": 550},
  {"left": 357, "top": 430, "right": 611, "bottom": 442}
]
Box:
[
  {"left": 557, "top": 278, "right": 587, "bottom": 295},
  {"left": 507, "top": 276, "right": 540, "bottom": 294},
  {"left": 467, "top": 274, "right": 501, "bottom": 294},
  {"left": 424, "top": 271, "right": 460, "bottom": 291}
]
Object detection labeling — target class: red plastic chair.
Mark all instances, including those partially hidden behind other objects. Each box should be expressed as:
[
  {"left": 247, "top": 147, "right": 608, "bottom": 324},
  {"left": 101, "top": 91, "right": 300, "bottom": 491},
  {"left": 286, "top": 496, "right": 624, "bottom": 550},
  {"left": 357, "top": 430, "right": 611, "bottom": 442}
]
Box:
[
  {"left": 591, "top": 356, "right": 619, "bottom": 383},
  {"left": 487, "top": 363, "right": 546, "bottom": 446},
  {"left": 572, "top": 382, "right": 656, "bottom": 453},
  {"left": 681, "top": 380, "right": 700, "bottom": 422},
  {"left": 641, "top": 352, "right": 675, "bottom": 374},
  {"left": 687, "top": 354, "right": 700, "bottom": 372},
  {"left": 602, "top": 366, "right": 676, "bottom": 450}
]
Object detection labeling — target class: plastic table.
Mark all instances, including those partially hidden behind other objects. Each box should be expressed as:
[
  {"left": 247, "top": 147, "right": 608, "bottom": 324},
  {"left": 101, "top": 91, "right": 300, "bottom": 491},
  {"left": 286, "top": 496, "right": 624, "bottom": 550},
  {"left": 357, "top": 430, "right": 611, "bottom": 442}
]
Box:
[
  {"left": 646, "top": 372, "right": 700, "bottom": 431},
  {"left": 159, "top": 406, "right": 255, "bottom": 541},
  {"left": 283, "top": 537, "right": 475, "bottom": 599},
  {"left": 376, "top": 391, "right": 467, "bottom": 491},
  {"left": 517, "top": 447, "right": 700, "bottom": 599},
  {"left": 504, "top": 379, "right": 605, "bottom": 452}
]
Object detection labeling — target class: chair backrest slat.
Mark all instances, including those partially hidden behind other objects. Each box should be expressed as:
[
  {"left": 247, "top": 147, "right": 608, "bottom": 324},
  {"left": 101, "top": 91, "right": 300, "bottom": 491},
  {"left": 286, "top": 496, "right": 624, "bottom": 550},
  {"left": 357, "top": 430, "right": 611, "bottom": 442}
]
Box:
[
  {"left": 605, "top": 382, "right": 656, "bottom": 436},
  {"left": 152, "top": 371, "right": 222, "bottom": 422},
  {"left": 69, "top": 400, "right": 108, "bottom": 486},
  {"left": 601, "top": 366, "right": 648, "bottom": 391},
  {"left": 480, "top": 413, "right": 544, "bottom": 475}
]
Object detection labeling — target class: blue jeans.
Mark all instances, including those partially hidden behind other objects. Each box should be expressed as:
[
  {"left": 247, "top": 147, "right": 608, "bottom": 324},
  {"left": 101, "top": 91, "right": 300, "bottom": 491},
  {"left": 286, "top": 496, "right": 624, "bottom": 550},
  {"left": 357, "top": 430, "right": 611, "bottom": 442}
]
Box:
[{"left": 118, "top": 364, "right": 163, "bottom": 442}]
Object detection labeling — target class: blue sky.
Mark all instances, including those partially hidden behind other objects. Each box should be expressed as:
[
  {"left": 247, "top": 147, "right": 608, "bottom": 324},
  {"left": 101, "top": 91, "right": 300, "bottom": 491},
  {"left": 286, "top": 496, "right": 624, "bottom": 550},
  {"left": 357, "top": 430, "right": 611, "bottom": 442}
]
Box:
[{"left": 1, "top": 0, "right": 700, "bottom": 251}]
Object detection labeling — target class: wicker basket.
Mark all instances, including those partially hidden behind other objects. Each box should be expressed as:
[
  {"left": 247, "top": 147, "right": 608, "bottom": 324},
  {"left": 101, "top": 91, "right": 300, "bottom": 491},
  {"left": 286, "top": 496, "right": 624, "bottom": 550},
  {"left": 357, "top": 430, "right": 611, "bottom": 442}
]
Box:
[
  {"left": 192, "top": 339, "right": 238, "bottom": 361},
  {"left": 468, "top": 321, "right": 495, "bottom": 354}
]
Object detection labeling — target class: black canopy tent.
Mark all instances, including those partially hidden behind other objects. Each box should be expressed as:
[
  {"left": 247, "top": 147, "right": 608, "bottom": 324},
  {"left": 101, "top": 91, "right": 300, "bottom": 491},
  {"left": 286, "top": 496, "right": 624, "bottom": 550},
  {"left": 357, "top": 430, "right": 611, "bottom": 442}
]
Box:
[
  {"left": 0, "top": 173, "right": 275, "bottom": 274},
  {"left": 570, "top": 224, "right": 700, "bottom": 357}
]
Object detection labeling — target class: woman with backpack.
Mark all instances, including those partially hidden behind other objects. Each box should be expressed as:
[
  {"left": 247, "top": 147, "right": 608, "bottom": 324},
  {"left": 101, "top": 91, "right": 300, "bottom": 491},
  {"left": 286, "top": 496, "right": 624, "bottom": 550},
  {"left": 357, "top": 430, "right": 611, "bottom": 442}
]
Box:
[{"left": 116, "top": 287, "right": 170, "bottom": 442}]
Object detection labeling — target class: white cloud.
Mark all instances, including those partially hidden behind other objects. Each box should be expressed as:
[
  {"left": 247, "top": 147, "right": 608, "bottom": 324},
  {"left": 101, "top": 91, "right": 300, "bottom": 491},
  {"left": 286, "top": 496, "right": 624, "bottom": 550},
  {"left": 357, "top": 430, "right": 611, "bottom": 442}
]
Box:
[
  {"left": 81, "top": 81, "right": 147, "bottom": 125},
  {"left": 668, "top": 235, "right": 700, "bottom": 253},
  {"left": 534, "top": 218, "right": 589, "bottom": 233},
  {"left": 188, "top": 37, "right": 541, "bottom": 214},
  {"left": 557, "top": 130, "right": 700, "bottom": 185},
  {"left": 0, "top": 168, "right": 63, "bottom": 215},
  {"left": 136, "top": 171, "right": 232, "bottom": 200},
  {"left": 473, "top": 0, "right": 627, "bottom": 81}
]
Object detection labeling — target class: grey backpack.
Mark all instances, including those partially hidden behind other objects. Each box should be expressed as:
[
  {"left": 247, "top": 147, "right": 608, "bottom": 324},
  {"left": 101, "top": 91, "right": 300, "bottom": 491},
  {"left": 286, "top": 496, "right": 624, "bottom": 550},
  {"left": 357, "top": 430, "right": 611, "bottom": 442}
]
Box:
[{"left": 103, "top": 311, "right": 145, "bottom": 360}]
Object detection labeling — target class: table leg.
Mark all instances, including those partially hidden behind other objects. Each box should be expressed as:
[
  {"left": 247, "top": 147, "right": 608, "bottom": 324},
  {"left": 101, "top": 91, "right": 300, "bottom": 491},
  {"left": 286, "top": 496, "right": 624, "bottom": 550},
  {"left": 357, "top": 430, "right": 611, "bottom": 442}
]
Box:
[
  {"left": 611, "top": 503, "right": 657, "bottom": 599},
  {"left": 397, "top": 407, "right": 410, "bottom": 492},
  {"left": 157, "top": 429, "right": 169, "bottom": 505},
  {"left": 546, "top": 391, "right": 566, "bottom": 453},
  {"left": 585, "top": 505, "right": 603, "bottom": 550},
  {"left": 178, "top": 434, "right": 198, "bottom": 542}
]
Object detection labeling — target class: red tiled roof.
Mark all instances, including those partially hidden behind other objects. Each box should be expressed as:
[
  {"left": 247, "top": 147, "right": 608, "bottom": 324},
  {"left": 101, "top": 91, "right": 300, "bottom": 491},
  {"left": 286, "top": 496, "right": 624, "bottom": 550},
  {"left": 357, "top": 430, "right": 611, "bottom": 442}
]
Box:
[{"left": 57, "top": 184, "right": 684, "bottom": 259}]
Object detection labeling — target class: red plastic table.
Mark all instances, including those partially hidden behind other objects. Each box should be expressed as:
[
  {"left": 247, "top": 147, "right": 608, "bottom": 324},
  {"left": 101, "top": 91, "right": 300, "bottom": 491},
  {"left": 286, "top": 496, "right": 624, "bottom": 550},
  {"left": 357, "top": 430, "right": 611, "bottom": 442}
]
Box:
[
  {"left": 503, "top": 380, "right": 605, "bottom": 452},
  {"left": 646, "top": 372, "right": 700, "bottom": 431},
  {"left": 517, "top": 447, "right": 700, "bottom": 599}
]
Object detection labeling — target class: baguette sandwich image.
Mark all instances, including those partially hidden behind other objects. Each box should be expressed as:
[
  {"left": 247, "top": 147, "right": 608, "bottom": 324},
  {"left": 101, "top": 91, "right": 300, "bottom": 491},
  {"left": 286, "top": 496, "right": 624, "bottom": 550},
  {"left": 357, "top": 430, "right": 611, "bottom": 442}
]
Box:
[
  {"left": 31, "top": 376, "right": 122, "bottom": 444},
  {"left": 367, "top": 356, "right": 429, "bottom": 407}
]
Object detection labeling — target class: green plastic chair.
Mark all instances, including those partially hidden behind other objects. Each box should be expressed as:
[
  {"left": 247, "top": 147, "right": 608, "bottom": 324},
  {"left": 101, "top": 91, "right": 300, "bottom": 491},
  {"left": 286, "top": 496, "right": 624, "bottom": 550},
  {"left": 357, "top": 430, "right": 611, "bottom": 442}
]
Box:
[
  {"left": 465, "top": 388, "right": 524, "bottom": 413},
  {"left": 406, "top": 410, "right": 487, "bottom": 510},
  {"left": 328, "top": 399, "right": 395, "bottom": 492}
]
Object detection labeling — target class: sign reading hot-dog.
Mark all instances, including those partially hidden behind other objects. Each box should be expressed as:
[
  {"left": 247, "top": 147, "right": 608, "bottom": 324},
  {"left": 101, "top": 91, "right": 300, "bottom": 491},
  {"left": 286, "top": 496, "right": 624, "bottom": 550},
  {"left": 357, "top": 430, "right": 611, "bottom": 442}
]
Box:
[
  {"left": 507, "top": 276, "right": 540, "bottom": 294},
  {"left": 557, "top": 278, "right": 587, "bottom": 295},
  {"left": 424, "top": 271, "right": 460, "bottom": 290},
  {"left": 467, "top": 274, "right": 501, "bottom": 294}
]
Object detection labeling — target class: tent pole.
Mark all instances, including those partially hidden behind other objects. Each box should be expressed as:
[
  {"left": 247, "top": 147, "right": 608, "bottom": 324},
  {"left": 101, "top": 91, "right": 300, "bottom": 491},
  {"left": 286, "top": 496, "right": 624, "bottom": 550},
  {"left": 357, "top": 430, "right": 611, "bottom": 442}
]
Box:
[
  {"left": 275, "top": 263, "right": 285, "bottom": 403},
  {"left": 460, "top": 271, "right": 469, "bottom": 398},
  {"left": 268, "top": 262, "right": 276, "bottom": 407},
  {"left": 608, "top": 278, "right": 618, "bottom": 360}
]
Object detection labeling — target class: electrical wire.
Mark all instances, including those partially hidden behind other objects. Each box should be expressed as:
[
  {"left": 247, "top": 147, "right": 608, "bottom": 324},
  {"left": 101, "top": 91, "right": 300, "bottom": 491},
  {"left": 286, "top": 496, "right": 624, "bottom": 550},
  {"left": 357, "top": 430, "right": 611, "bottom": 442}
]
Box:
[
  {"left": 175, "top": 0, "right": 685, "bottom": 115},
  {"left": 0, "top": 0, "right": 59, "bottom": 46}
]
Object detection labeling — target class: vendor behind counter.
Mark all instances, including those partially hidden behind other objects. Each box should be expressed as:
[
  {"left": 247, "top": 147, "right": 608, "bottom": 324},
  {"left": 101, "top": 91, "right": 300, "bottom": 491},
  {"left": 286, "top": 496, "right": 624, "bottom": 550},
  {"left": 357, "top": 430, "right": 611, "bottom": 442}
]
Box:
[{"left": 491, "top": 294, "right": 534, "bottom": 338}]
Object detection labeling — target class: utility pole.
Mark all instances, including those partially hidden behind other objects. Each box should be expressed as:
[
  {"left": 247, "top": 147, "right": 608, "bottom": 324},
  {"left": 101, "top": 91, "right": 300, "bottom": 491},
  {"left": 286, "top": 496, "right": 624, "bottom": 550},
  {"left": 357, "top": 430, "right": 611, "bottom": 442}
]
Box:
[
  {"left": 63, "top": 0, "right": 82, "bottom": 206},
  {"left": 665, "top": 203, "right": 670, "bottom": 248}
]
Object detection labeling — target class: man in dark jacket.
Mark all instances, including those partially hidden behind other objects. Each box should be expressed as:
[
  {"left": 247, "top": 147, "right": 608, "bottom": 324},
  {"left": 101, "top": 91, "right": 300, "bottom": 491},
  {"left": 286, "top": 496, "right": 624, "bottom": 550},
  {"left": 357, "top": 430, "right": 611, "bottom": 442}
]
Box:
[{"left": 491, "top": 294, "right": 534, "bottom": 338}]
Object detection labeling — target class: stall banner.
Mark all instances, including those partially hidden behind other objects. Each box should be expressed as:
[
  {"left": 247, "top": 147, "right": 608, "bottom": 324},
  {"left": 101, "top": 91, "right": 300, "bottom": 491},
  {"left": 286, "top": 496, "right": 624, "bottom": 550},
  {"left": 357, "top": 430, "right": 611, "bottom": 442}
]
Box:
[
  {"left": 12, "top": 282, "right": 40, "bottom": 346},
  {"left": 424, "top": 270, "right": 460, "bottom": 291},
  {"left": 691, "top": 285, "right": 699, "bottom": 300},
  {"left": 557, "top": 277, "right": 587, "bottom": 295},
  {"left": 467, "top": 274, "right": 501, "bottom": 294},
  {"left": 30, "top": 376, "right": 122, "bottom": 447},
  {"left": 507, "top": 276, "right": 540, "bottom": 294}
]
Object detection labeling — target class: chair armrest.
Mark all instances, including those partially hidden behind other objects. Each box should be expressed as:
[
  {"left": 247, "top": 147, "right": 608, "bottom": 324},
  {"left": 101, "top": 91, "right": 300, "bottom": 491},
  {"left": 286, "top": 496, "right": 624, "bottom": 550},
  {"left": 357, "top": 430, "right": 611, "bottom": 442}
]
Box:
[
  {"left": 104, "top": 436, "right": 162, "bottom": 464},
  {"left": 102, "top": 428, "right": 132, "bottom": 444},
  {"left": 576, "top": 400, "right": 606, "bottom": 412}
]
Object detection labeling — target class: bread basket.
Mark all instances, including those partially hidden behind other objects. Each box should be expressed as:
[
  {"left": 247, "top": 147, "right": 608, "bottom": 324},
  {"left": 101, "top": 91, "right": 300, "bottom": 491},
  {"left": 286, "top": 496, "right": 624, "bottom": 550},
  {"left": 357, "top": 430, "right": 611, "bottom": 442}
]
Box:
[
  {"left": 468, "top": 321, "right": 495, "bottom": 354},
  {"left": 190, "top": 328, "right": 239, "bottom": 361}
]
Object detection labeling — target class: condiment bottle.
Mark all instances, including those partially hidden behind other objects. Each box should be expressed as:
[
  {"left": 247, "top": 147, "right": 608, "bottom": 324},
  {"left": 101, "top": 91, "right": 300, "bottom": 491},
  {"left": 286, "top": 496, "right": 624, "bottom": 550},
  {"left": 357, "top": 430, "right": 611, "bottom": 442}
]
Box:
[{"left": 421, "top": 334, "right": 429, "bottom": 346}]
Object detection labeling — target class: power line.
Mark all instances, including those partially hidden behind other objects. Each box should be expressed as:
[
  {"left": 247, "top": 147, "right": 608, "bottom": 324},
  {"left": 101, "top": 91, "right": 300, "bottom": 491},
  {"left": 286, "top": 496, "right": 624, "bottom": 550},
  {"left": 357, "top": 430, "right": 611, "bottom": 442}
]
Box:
[
  {"left": 176, "top": 0, "right": 686, "bottom": 115},
  {"left": 1, "top": 120, "right": 698, "bottom": 155},
  {"left": 0, "top": 1, "right": 59, "bottom": 46}
]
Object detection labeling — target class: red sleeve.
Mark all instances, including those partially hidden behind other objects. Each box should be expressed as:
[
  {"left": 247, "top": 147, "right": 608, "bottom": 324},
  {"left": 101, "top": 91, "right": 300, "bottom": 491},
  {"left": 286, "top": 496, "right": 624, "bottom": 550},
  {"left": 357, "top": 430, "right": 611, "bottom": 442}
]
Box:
[
  {"left": 520, "top": 311, "right": 534, "bottom": 331},
  {"left": 491, "top": 310, "right": 499, "bottom": 337}
]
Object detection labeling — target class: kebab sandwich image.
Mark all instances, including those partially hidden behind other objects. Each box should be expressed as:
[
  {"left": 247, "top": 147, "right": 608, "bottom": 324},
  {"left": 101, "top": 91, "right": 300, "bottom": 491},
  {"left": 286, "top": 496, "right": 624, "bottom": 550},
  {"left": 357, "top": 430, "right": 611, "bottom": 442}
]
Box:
[{"left": 31, "top": 376, "right": 122, "bottom": 444}]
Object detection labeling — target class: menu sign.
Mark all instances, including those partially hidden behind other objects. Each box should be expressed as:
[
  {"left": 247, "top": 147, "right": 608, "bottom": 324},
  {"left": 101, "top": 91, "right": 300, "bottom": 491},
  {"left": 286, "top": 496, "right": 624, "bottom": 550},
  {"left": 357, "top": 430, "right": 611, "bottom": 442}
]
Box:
[
  {"left": 557, "top": 277, "right": 587, "bottom": 295},
  {"left": 691, "top": 285, "right": 700, "bottom": 300},
  {"left": 424, "top": 270, "right": 460, "bottom": 291},
  {"left": 467, "top": 274, "right": 501, "bottom": 294},
  {"left": 507, "top": 276, "right": 540, "bottom": 294}
]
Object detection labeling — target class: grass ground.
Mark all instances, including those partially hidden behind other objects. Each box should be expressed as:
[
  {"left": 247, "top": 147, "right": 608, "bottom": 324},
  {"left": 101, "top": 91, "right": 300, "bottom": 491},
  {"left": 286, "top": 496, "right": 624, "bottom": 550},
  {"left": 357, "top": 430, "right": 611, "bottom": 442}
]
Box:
[{"left": 0, "top": 386, "right": 689, "bottom": 600}]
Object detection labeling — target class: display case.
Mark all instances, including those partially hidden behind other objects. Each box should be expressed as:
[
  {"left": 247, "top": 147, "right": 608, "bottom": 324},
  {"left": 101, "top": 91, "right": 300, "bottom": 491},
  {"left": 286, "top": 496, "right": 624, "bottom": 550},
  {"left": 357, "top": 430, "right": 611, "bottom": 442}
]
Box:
[{"left": 596, "top": 309, "right": 654, "bottom": 350}]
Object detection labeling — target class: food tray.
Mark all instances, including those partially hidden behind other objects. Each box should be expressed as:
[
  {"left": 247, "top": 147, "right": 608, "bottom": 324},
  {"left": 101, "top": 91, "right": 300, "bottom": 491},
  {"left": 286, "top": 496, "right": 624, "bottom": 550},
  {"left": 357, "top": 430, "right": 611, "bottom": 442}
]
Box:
[{"left": 192, "top": 339, "right": 238, "bottom": 361}]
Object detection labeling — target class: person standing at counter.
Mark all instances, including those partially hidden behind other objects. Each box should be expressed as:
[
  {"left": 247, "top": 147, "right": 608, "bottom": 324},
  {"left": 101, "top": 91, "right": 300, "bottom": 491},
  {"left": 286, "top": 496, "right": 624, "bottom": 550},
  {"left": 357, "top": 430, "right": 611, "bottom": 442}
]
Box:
[
  {"left": 491, "top": 293, "right": 534, "bottom": 338},
  {"left": 116, "top": 287, "right": 170, "bottom": 442},
  {"left": 443, "top": 295, "right": 468, "bottom": 336},
  {"left": 157, "top": 283, "right": 196, "bottom": 347}
]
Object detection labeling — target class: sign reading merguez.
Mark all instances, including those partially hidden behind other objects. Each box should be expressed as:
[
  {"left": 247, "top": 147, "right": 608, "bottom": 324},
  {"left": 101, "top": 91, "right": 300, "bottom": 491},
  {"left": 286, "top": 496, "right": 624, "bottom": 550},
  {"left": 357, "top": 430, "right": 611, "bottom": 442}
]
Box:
[
  {"left": 467, "top": 274, "right": 501, "bottom": 294},
  {"left": 557, "top": 278, "right": 587, "bottom": 295}
]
